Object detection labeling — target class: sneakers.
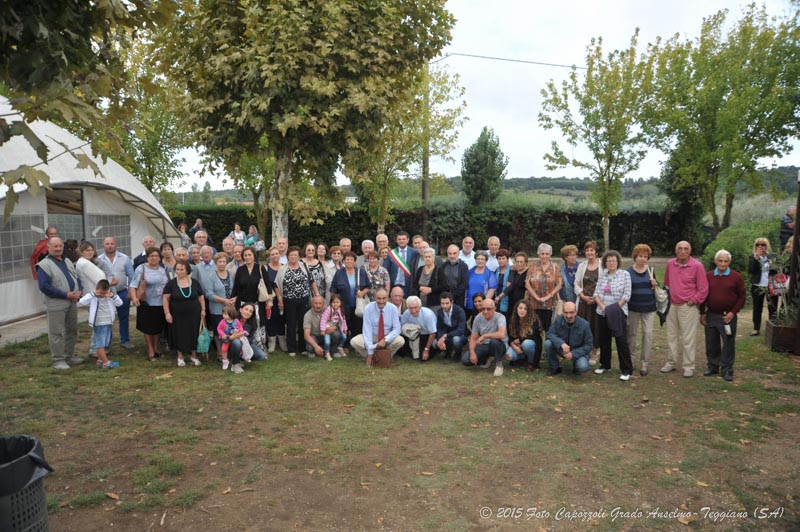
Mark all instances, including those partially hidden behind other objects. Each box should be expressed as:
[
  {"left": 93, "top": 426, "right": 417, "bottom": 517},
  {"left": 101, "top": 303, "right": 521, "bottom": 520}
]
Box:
[
  {"left": 480, "top": 358, "right": 494, "bottom": 369},
  {"left": 493, "top": 364, "right": 504, "bottom": 377},
  {"left": 325, "top": 352, "right": 333, "bottom": 361},
  {"left": 619, "top": 374, "right": 631, "bottom": 381},
  {"left": 190, "top": 356, "right": 202, "bottom": 367},
  {"left": 683, "top": 369, "right": 694, "bottom": 378},
  {"left": 177, "top": 358, "right": 186, "bottom": 367},
  {"left": 53, "top": 361, "right": 70, "bottom": 370},
  {"left": 222, "top": 359, "right": 230, "bottom": 371},
  {"left": 594, "top": 368, "right": 608, "bottom": 375},
  {"left": 231, "top": 363, "right": 244, "bottom": 374},
  {"left": 67, "top": 356, "right": 85, "bottom": 365},
  {"left": 120, "top": 342, "right": 134, "bottom": 350},
  {"left": 660, "top": 364, "right": 676, "bottom": 373},
  {"left": 289, "top": 352, "right": 296, "bottom": 357},
  {"left": 337, "top": 347, "right": 347, "bottom": 358},
  {"left": 101, "top": 361, "right": 119, "bottom": 369},
  {"left": 333, "top": 351, "right": 342, "bottom": 359}
]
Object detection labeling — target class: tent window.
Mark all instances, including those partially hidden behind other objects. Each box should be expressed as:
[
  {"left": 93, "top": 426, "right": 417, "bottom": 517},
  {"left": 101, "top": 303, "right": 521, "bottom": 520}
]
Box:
[
  {"left": 86, "top": 214, "right": 131, "bottom": 256},
  {"left": 0, "top": 214, "right": 46, "bottom": 283},
  {"left": 47, "top": 189, "right": 84, "bottom": 244}
]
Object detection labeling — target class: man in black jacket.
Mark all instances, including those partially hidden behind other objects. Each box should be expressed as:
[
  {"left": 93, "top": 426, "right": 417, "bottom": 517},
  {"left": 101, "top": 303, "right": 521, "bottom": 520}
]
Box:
[
  {"left": 441, "top": 245, "right": 469, "bottom": 308},
  {"left": 434, "top": 292, "right": 467, "bottom": 362}
]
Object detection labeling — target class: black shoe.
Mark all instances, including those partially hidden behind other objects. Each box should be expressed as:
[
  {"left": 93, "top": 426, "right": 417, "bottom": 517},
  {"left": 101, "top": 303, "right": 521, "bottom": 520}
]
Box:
[
  {"left": 547, "top": 367, "right": 562, "bottom": 376},
  {"left": 722, "top": 371, "right": 734, "bottom": 382},
  {"left": 703, "top": 368, "right": 719, "bottom": 377}
]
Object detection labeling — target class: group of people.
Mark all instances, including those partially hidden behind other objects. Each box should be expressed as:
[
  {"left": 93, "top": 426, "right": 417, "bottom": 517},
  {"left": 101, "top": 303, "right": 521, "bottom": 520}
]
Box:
[{"left": 33, "top": 218, "right": 787, "bottom": 383}]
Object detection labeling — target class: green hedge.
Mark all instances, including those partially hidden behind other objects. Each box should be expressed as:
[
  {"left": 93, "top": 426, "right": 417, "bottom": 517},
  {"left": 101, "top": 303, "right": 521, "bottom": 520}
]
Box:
[
  {"left": 700, "top": 221, "right": 781, "bottom": 273},
  {"left": 172, "top": 201, "right": 703, "bottom": 256}
]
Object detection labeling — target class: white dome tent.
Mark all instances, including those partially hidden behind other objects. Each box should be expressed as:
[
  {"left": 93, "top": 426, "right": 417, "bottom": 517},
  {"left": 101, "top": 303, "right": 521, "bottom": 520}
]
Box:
[{"left": 0, "top": 97, "right": 179, "bottom": 325}]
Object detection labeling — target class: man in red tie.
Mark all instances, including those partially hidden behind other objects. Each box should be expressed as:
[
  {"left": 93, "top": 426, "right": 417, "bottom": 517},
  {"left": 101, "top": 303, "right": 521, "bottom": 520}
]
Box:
[{"left": 350, "top": 288, "right": 404, "bottom": 362}]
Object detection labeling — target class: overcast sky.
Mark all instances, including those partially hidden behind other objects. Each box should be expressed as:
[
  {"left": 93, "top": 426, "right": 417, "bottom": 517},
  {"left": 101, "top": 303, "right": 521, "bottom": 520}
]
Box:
[{"left": 175, "top": 0, "right": 798, "bottom": 191}]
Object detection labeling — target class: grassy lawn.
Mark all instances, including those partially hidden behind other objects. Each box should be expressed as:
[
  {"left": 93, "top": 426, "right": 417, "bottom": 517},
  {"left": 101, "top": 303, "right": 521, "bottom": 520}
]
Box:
[{"left": 1, "top": 309, "right": 798, "bottom": 531}]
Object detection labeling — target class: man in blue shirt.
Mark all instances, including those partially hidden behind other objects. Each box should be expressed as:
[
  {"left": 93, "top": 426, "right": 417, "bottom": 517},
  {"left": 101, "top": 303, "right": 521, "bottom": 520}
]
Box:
[
  {"left": 99, "top": 237, "right": 135, "bottom": 349},
  {"left": 401, "top": 296, "right": 438, "bottom": 361},
  {"left": 350, "top": 288, "right": 404, "bottom": 363}
]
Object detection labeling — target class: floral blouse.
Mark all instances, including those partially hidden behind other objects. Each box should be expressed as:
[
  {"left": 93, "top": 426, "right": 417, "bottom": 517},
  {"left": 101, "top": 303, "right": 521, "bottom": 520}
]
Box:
[
  {"left": 526, "top": 261, "right": 561, "bottom": 311},
  {"left": 365, "top": 266, "right": 390, "bottom": 299}
]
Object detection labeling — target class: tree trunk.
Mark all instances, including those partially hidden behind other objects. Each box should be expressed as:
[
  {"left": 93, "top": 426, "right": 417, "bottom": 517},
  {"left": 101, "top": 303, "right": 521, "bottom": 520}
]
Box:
[
  {"left": 602, "top": 211, "right": 610, "bottom": 252},
  {"left": 271, "top": 153, "right": 292, "bottom": 246},
  {"left": 721, "top": 191, "right": 735, "bottom": 232},
  {"left": 420, "top": 65, "right": 430, "bottom": 238},
  {"left": 377, "top": 222, "right": 386, "bottom": 234}
]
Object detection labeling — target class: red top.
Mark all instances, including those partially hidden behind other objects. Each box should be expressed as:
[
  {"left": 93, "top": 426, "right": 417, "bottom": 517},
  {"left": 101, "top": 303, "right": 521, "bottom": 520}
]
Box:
[
  {"left": 699, "top": 269, "right": 746, "bottom": 315},
  {"left": 30, "top": 239, "right": 49, "bottom": 280}
]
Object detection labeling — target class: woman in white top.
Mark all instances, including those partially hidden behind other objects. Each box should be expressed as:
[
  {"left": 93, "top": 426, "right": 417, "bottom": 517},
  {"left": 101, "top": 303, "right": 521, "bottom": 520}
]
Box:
[
  {"left": 76, "top": 241, "right": 110, "bottom": 356},
  {"left": 227, "top": 223, "right": 246, "bottom": 245}
]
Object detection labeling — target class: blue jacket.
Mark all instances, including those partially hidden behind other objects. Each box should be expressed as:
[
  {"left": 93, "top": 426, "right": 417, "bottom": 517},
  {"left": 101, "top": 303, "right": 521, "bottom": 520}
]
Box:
[
  {"left": 546, "top": 314, "right": 593, "bottom": 360},
  {"left": 384, "top": 246, "right": 419, "bottom": 297},
  {"left": 435, "top": 304, "right": 467, "bottom": 340},
  {"left": 329, "top": 267, "right": 371, "bottom": 313}
]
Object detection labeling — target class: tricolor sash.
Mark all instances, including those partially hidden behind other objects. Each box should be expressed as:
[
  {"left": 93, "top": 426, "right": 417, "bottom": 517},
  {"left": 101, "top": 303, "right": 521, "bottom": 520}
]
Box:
[{"left": 389, "top": 248, "right": 411, "bottom": 277}]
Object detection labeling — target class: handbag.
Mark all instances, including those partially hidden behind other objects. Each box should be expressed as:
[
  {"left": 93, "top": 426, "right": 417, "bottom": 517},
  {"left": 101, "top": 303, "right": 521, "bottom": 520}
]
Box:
[
  {"left": 650, "top": 267, "right": 668, "bottom": 305},
  {"left": 374, "top": 348, "right": 392, "bottom": 368},
  {"left": 197, "top": 318, "right": 211, "bottom": 354},
  {"left": 128, "top": 267, "right": 147, "bottom": 301},
  {"left": 258, "top": 266, "right": 271, "bottom": 302},
  {"left": 240, "top": 336, "right": 254, "bottom": 362},
  {"left": 355, "top": 294, "right": 369, "bottom": 317}
]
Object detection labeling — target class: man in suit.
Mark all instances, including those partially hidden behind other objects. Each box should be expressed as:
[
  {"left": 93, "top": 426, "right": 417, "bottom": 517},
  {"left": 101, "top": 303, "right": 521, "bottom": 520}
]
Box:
[
  {"left": 434, "top": 292, "right": 467, "bottom": 362},
  {"left": 384, "top": 231, "right": 418, "bottom": 298}
]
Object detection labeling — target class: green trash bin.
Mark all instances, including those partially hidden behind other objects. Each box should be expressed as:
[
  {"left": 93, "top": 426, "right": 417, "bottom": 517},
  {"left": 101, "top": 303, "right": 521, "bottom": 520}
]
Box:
[{"left": 0, "top": 435, "right": 54, "bottom": 532}]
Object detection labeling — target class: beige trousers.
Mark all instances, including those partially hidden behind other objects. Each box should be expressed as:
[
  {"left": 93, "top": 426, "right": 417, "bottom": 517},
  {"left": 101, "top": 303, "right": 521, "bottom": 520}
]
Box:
[{"left": 666, "top": 303, "right": 699, "bottom": 371}]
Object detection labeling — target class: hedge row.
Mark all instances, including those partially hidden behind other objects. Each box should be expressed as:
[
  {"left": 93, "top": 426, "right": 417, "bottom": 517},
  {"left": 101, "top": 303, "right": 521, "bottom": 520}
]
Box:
[{"left": 171, "top": 202, "right": 705, "bottom": 256}]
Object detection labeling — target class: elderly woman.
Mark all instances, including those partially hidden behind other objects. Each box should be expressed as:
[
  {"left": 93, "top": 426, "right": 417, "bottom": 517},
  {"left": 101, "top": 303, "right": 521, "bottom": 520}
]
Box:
[
  {"left": 575, "top": 241, "right": 601, "bottom": 365},
  {"left": 265, "top": 246, "right": 286, "bottom": 352},
  {"left": 526, "top": 243, "right": 562, "bottom": 369},
  {"left": 412, "top": 247, "right": 446, "bottom": 309},
  {"left": 302, "top": 241, "right": 327, "bottom": 297},
  {"left": 206, "top": 252, "right": 237, "bottom": 350},
  {"left": 594, "top": 250, "right": 633, "bottom": 381},
  {"left": 379, "top": 246, "right": 391, "bottom": 262},
  {"left": 130, "top": 247, "right": 169, "bottom": 361},
  {"left": 163, "top": 260, "right": 205, "bottom": 367},
  {"left": 189, "top": 244, "right": 202, "bottom": 266},
  {"left": 626, "top": 244, "right": 658, "bottom": 376},
  {"left": 559, "top": 244, "right": 580, "bottom": 305},
  {"left": 493, "top": 249, "right": 513, "bottom": 317},
  {"left": 364, "top": 250, "right": 390, "bottom": 300},
  {"left": 330, "top": 251, "right": 370, "bottom": 346},
  {"left": 507, "top": 252, "right": 529, "bottom": 314},
  {"left": 276, "top": 246, "right": 319, "bottom": 356},
  {"left": 244, "top": 225, "right": 259, "bottom": 247},
  {"left": 161, "top": 242, "right": 177, "bottom": 278},
  {"left": 748, "top": 237, "right": 777, "bottom": 336},
  {"left": 227, "top": 222, "right": 246, "bottom": 245},
  {"left": 466, "top": 251, "right": 497, "bottom": 319}
]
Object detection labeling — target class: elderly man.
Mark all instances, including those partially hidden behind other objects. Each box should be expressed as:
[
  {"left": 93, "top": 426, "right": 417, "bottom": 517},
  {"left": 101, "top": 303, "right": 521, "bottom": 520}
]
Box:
[
  {"left": 544, "top": 302, "right": 593, "bottom": 376},
  {"left": 193, "top": 230, "right": 217, "bottom": 254},
  {"left": 30, "top": 226, "right": 58, "bottom": 280},
  {"left": 661, "top": 241, "right": 709, "bottom": 378},
  {"left": 98, "top": 237, "right": 135, "bottom": 349},
  {"left": 485, "top": 236, "right": 501, "bottom": 273},
  {"left": 401, "top": 296, "right": 438, "bottom": 361},
  {"left": 389, "top": 286, "right": 408, "bottom": 314},
  {"left": 355, "top": 239, "right": 375, "bottom": 269},
  {"left": 459, "top": 236, "right": 476, "bottom": 269},
  {"left": 464, "top": 298, "right": 508, "bottom": 377},
  {"left": 351, "top": 288, "right": 404, "bottom": 364},
  {"left": 339, "top": 237, "right": 352, "bottom": 255},
  {"left": 435, "top": 292, "right": 467, "bottom": 362},
  {"left": 303, "top": 295, "right": 327, "bottom": 359},
  {"left": 188, "top": 217, "right": 206, "bottom": 239},
  {"left": 385, "top": 231, "right": 418, "bottom": 297},
  {"left": 222, "top": 237, "right": 235, "bottom": 261},
  {"left": 780, "top": 207, "right": 796, "bottom": 249},
  {"left": 193, "top": 246, "right": 216, "bottom": 290},
  {"left": 37, "top": 237, "right": 84, "bottom": 369},
  {"left": 375, "top": 233, "right": 389, "bottom": 252},
  {"left": 699, "top": 250, "right": 746, "bottom": 382},
  {"left": 175, "top": 247, "right": 189, "bottom": 262},
  {"left": 133, "top": 235, "right": 156, "bottom": 269},
  {"left": 276, "top": 237, "right": 288, "bottom": 265},
  {"left": 441, "top": 244, "right": 469, "bottom": 307}
]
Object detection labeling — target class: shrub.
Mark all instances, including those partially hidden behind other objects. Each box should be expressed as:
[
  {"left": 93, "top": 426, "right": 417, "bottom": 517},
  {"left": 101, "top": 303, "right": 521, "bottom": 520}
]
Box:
[{"left": 700, "top": 221, "right": 781, "bottom": 273}]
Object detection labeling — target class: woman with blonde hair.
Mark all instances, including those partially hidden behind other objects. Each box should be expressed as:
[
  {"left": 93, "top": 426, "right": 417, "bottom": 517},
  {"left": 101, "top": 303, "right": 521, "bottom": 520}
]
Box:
[{"left": 748, "top": 237, "right": 777, "bottom": 336}]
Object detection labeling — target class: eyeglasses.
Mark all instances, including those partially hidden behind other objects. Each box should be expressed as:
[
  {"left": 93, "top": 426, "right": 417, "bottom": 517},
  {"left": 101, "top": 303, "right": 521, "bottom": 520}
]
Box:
[
  {"left": 481, "top": 308, "right": 493, "bottom": 312},
  {"left": 756, "top": 243, "right": 767, "bottom": 247}
]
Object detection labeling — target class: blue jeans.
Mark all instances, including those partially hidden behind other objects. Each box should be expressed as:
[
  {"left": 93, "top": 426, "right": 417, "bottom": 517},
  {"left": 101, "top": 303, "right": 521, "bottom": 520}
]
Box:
[
  {"left": 506, "top": 339, "right": 536, "bottom": 364},
  {"left": 116, "top": 289, "right": 131, "bottom": 344},
  {"left": 436, "top": 335, "right": 466, "bottom": 358},
  {"left": 250, "top": 343, "right": 268, "bottom": 361},
  {"left": 324, "top": 330, "right": 346, "bottom": 353},
  {"left": 544, "top": 339, "right": 589, "bottom": 373}
]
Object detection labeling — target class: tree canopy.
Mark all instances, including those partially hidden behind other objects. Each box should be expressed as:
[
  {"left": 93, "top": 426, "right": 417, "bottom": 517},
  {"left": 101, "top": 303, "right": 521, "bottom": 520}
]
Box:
[{"left": 461, "top": 127, "right": 509, "bottom": 206}]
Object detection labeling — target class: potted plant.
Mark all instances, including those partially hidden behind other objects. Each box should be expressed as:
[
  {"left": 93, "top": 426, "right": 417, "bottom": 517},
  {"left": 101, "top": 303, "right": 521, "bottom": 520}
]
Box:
[{"left": 764, "top": 253, "right": 796, "bottom": 352}]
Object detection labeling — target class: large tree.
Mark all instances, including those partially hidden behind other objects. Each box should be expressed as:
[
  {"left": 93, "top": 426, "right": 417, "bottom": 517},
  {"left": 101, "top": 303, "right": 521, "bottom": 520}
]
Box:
[
  {"left": 159, "top": 0, "right": 453, "bottom": 244},
  {"left": 348, "top": 64, "right": 466, "bottom": 233},
  {"left": 0, "top": 1, "right": 175, "bottom": 214},
  {"left": 461, "top": 126, "right": 508, "bottom": 207},
  {"left": 647, "top": 6, "right": 800, "bottom": 234},
  {"left": 539, "top": 30, "right": 653, "bottom": 249}
]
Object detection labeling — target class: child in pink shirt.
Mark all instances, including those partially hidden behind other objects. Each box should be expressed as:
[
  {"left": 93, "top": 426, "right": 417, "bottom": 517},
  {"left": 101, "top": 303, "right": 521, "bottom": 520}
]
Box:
[{"left": 320, "top": 294, "right": 348, "bottom": 361}]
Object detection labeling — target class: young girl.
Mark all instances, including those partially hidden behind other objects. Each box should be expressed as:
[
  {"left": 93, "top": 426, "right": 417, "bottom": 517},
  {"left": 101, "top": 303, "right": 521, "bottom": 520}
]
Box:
[
  {"left": 506, "top": 299, "right": 542, "bottom": 371},
  {"left": 78, "top": 279, "right": 124, "bottom": 369},
  {"left": 319, "top": 294, "right": 348, "bottom": 361},
  {"left": 217, "top": 305, "right": 246, "bottom": 372}
]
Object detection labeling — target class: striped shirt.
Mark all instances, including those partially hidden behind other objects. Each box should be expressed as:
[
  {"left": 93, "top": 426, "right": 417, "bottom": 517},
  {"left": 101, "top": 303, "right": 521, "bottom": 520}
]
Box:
[
  {"left": 595, "top": 268, "right": 632, "bottom": 316},
  {"left": 626, "top": 267, "right": 656, "bottom": 313}
]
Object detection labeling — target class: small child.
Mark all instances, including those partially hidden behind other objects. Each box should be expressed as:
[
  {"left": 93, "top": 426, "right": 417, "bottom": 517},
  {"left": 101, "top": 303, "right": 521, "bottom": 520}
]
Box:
[
  {"left": 78, "top": 279, "right": 123, "bottom": 369},
  {"left": 319, "top": 294, "right": 348, "bottom": 361},
  {"left": 217, "top": 305, "right": 246, "bottom": 372}
]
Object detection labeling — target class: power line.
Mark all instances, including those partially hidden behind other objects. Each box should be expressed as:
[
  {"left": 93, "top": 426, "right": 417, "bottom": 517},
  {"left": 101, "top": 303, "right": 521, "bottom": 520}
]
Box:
[{"left": 431, "top": 52, "right": 586, "bottom": 70}]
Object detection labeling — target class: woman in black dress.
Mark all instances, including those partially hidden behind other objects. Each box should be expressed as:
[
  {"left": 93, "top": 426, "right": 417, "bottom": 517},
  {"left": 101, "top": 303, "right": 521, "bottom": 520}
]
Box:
[
  {"left": 163, "top": 260, "right": 206, "bottom": 367},
  {"left": 265, "top": 246, "right": 286, "bottom": 351},
  {"left": 232, "top": 247, "right": 271, "bottom": 336}
]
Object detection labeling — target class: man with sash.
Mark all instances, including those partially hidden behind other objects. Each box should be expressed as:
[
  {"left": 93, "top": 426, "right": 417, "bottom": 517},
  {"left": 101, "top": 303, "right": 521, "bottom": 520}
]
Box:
[{"left": 384, "top": 231, "right": 418, "bottom": 298}]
